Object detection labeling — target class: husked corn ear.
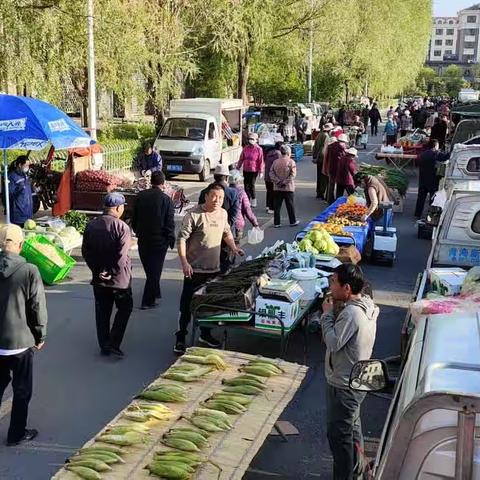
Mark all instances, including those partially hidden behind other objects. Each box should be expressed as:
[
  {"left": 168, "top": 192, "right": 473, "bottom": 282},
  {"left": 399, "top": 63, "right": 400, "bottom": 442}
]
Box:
[
  {"left": 161, "top": 436, "right": 200, "bottom": 452},
  {"left": 66, "top": 465, "right": 102, "bottom": 480},
  {"left": 248, "top": 361, "right": 283, "bottom": 374},
  {"left": 186, "top": 347, "right": 224, "bottom": 357},
  {"left": 164, "top": 431, "right": 208, "bottom": 448},
  {"left": 67, "top": 458, "right": 111, "bottom": 472},
  {"left": 72, "top": 452, "right": 118, "bottom": 464},
  {"left": 105, "top": 424, "right": 150, "bottom": 434},
  {"left": 139, "top": 390, "right": 187, "bottom": 403},
  {"left": 81, "top": 445, "right": 124, "bottom": 455},
  {"left": 211, "top": 393, "right": 252, "bottom": 405},
  {"left": 193, "top": 407, "right": 231, "bottom": 423},
  {"left": 222, "top": 377, "right": 266, "bottom": 388},
  {"left": 98, "top": 431, "right": 144, "bottom": 446},
  {"left": 146, "top": 461, "right": 190, "bottom": 479},
  {"left": 223, "top": 384, "right": 263, "bottom": 395},
  {"left": 240, "top": 365, "right": 277, "bottom": 377}
]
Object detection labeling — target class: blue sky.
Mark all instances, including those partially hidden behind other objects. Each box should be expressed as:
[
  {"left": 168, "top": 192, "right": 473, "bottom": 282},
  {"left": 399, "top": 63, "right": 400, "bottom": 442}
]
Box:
[{"left": 434, "top": 0, "right": 477, "bottom": 16}]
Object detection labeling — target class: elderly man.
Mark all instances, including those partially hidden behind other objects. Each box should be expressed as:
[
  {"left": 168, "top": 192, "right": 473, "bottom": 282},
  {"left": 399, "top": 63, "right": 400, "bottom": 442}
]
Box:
[
  {"left": 175, "top": 183, "right": 244, "bottom": 354},
  {"left": 82, "top": 192, "right": 133, "bottom": 357},
  {"left": 313, "top": 122, "right": 333, "bottom": 200},
  {"left": 0, "top": 225, "right": 47, "bottom": 446}
]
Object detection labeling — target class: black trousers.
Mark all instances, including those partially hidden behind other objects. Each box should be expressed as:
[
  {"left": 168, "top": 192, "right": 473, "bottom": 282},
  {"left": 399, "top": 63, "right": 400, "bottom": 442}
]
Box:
[
  {"left": 415, "top": 186, "right": 436, "bottom": 218},
  {"left": 138, "top": 243, "right": 168, "bottom": 307},
  {"left": 327, "top": 178, "right": 336, "bottom": 204},
  {"left": 243, "top": 171, "right": 258, "bottom": 200},
  {"left": 273, "top": 191, "right": 296, "bottom": 226},
  {"left": 316, "top": 162, "right": 328, "bottom": 199},
  {"left": 370, "top": 121, "right": 378, "bottom": 136},
  {"left": 336, "top": 185, "right": 355, "bottom": 199},
  {"left": 386, "top": 134, "right": 396, "bottom": 146},
  {"left": 177, "top": 272, "right": 218, "bottom": 340},
  {"left": 265, "top": 180, "right": 274, "bottom": 210},
  {"left": 0, "top": 349, "right": 34, "bottom": 443},
  {"left": 93, "top": 285, "right": 133, "bottom": 350},
  {"left": 326, "top": 384, "right": 366, "bottom": 480}
]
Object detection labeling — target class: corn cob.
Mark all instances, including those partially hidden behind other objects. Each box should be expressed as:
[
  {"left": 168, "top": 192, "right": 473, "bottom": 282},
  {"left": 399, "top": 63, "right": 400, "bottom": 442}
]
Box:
[
  {"left": 188, "top": 415, "right": 230, "bottom": 432},
  {"left": 146, "top": 461, "right": 191, "bottom": 479},
  {"left": 104, "top": 424, "right": 150, "bottom": 434},
  {"left": 65, "top": 465, "right": 101, "bottom": 480},
  {"left": 248, "top": 361, "right": 283, "bottom": 374},
  {"left": 164, "top": 431, "right": 209, "bottom": 448},
  {"left": 186, "top": 347, "right": 224, "bottom": 357},
  {"left": 67, "top": 458, "right": 111, "bottom": 472},
  {"left": 155, "top": 450, "right": 205, "bottom": 462},
  {"left": 80, "top": 445, "right": 124, "bottom": 455},
  {"left": 240, "top": 365, "right": 278, "bottom": 377},
  {"left": 223, "top": 384, "right": 263, "bottom": 395},
  {"left": 139, "top": 390, "right": 187, "bottom": 403},
  {"left": 235, "top": 373, "right": 266, "bottom": 384},
  {"left": 222, "top": 377, "right": 266, "bottom": 388},
  {"left": 193, "top": 407, "right": 231, "bottom": 423},
  {"left": 211, "top": 393, "right": 252, "bottom": 405},
  {"left": 71, "top": 452, "right": 118, "bottom": 465},
  {"left": 98, "top": 432, "right": 144, "bottom": 446},
  {"left": 151, "top": 460, "right": 196, "bottom": 474},
  {"left": 169, "top": 425, "right": 211, "bottom": 437},
  {"left": 161, "top": 436, "right": 200, "bottom": 452},
  {"left": 78, "top": 449, "right": 125, "bottom": 463}
]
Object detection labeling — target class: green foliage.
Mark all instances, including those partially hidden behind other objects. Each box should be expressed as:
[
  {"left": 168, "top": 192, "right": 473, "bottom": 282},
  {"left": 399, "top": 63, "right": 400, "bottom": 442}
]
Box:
[
  {"left": 442, "top": 65, "right": 468, "bottom": 98},
  {"left": 98, "top": 123, "right": 156, "bottom": 142}
]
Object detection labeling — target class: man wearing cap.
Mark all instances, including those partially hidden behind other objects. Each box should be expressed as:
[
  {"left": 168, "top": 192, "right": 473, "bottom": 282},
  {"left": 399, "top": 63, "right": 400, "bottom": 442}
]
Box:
[
  {"left": 82, "top": 192, "right": 133, "bottom": 357},
  {"left": 237, "top": 132, "right": 264, "bottom": 207},
  {"left": 335, "top": 147, "right": 358, "bottom": 198},
  {"left": 312, "top": 123, "right": 332, "bottom": 200},
  {"left": 0, "top": 224, "right": 47, "bottom": 446},
  {"left": 132, "top": 171, "right": 175, "bottom": 309},
  {"left": 324, "top": 133, "right": 349, "bottom": 204}
]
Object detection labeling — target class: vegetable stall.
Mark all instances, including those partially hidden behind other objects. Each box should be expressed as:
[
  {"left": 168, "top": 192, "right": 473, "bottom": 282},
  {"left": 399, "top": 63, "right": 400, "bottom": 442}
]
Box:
[{"left": 53, "top": 349, "right": 308, "bottom": 480}]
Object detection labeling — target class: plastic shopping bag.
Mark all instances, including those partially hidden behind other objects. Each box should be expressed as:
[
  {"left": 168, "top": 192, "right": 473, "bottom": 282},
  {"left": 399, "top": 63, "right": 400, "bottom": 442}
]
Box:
[{"left": 247, "top": 227, "right": 264, "bottom": 245}]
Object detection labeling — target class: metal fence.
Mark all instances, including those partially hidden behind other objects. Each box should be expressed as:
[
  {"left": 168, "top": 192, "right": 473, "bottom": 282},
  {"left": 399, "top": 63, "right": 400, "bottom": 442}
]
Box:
[{"left": 101, "top": 139, "right": 140, "bottom": 174}]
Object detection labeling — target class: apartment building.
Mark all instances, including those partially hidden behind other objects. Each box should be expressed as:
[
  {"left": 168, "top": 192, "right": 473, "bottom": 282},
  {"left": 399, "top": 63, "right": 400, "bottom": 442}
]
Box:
[{"left": 429, "top": 17, "right": 458, "bottom": 62}]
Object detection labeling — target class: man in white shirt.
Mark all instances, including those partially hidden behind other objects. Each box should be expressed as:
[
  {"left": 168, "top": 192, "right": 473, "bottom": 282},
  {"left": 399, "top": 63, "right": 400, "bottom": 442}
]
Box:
[{"left": 0, "top": 225, "right": 47, "bottom": 445}]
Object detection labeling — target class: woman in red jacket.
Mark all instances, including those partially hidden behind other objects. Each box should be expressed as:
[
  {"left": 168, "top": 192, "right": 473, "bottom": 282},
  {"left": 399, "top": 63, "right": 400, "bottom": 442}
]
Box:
[
  {"left": 335, "top": 147, "right": 358, "bottom": 198},
  {"left": 237, "top": 132, "right": 264, "bottom": 207}
]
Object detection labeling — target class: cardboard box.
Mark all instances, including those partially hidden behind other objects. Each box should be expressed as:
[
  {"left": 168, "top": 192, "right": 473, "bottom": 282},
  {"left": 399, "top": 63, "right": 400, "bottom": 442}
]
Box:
[
  {"left": 428, "top": 267, "right": 468, "bottom": 296},
  {"left": 255, "top": 297, "right": 300, "bottom": 331}
]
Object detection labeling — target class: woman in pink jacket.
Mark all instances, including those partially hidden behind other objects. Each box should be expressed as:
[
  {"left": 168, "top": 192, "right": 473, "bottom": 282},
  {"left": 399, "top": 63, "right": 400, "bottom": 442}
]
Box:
[
  {"left": 270, "top": 144, "right": 299, "bottom": 228},
  {"left": 228, "top": 169, "right": 259, "bottom": 240},
  {"left": 237, "top": 132, "right": 264, "bottom": 207}
]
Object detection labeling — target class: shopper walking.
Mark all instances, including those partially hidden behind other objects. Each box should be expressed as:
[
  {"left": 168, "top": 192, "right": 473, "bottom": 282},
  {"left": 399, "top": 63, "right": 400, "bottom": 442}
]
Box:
[
  {"left": 264, "top": 143, "right": 282, "bottom": 213},
  {"left": 399, "top": 110, "right": 412, "bottom": 137},
  {"left": 237, "top": 132, "right": 264, "bottom": 207},
  {"left": 270, "top": 144, "right": 298, "bottom": 228},
  {"left": 132, "top": 171, "right": 175, "bottom": 309},
  {"left": 6, "top": 156, "right": 33, "bottom": 227},
  {"left": 321, "top": 263, "right": 379, "bottom": 480},
  {"left": 313, "top": 123, "right": 333, "bottom": 200},
  {"left": 414, "top": 139, "right": 449, "bottom": 218},
  {"left": 383, "top": 114, "right": 398, "bottom": 146},
  {"left": 228, "top": 169, "right": 259, "bottom": 240},
  {"left": 175, "top": 183, "right": 244, "bottom": 354},
  {"left": 0, "top": 225, "right": 47, "bottom": 446},
  {"left": 335, "top": 147, "right": 358, "bottom": 198},
  {"left": 361, "top": 105, "right": 370, "bottom": 130},
  {"left": 82, "top": 193, "right": 133, "bottom": 357},
  {"left": 325, "top": 133, "right": 349, "bottom": 204},
  {"left": 368, "top": 103, "right": 382, "bottom": 136}
]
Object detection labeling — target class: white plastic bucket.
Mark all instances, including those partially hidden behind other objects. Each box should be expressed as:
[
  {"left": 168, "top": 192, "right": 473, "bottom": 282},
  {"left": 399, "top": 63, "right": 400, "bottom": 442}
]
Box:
[{"left": 291, "top": 268, "right": 317, "bottom": 301}]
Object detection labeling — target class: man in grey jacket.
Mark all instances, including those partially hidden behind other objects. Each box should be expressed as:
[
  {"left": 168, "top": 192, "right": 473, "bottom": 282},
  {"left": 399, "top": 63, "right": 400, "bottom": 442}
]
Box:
[
  {"left": 0, "top": 225, "right": 47, "bottom": 446},
  {"left": 321, "top": 263, "right": 378, "bottom": 480}
]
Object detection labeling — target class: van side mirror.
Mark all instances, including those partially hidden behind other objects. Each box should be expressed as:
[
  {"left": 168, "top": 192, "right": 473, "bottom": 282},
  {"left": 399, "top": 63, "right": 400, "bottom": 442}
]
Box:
[{"left": 349, "top": 359, "right": 390, "bottom": 392}]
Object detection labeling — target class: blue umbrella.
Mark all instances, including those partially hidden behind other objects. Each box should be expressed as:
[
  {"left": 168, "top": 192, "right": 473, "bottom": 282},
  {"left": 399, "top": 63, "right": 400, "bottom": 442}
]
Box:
[{"left": 0, "top": 94, "right": 94, "bottom": 223}]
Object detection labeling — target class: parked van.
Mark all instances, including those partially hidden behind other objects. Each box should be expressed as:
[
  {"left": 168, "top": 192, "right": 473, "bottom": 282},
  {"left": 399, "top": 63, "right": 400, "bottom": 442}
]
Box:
[
  {"left": 351, "top": 311, "right": 480, "bottom": 478},
  {"left": 155, "top": 98, "right": 243, "bottom": 181},
  {"left": 443, "top": 143, "right": 480, "bottom": 192}
]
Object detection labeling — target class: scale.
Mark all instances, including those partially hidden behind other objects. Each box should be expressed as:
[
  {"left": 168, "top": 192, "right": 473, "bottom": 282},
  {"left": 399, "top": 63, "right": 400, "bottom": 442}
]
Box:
[
  {"left": 372, "top": 201, "right": 397, "bottom": 266},
  {"left": 259, "top": 279, "right": 305, "bottom": 302}
]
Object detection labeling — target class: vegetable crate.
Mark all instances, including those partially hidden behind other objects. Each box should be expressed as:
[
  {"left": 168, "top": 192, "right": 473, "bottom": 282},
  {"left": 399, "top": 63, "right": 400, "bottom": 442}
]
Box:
[
  {"left": 288, "top": 143, "right": 304, "bottom": 161},
  {"left": 21, "top": 235, "right": 76, "bottom": 285}
]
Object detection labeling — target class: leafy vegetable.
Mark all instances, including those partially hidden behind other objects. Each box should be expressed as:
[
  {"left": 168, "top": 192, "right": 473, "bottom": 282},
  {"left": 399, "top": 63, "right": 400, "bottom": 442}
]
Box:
[{"left": 62, "top": 211, "right": 89, "bottom": 234}]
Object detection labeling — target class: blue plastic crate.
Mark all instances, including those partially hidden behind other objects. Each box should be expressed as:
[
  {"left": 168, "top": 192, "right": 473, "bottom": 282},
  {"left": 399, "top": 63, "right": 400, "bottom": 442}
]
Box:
[{"left": 288, "top": 143, "right": 304, "bottom": 161}]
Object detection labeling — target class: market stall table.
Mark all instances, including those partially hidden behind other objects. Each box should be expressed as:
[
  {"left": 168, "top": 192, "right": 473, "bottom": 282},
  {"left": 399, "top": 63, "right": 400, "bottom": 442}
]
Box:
[
  {"left": 191, "top": 295, "right": 320, "bottom": 364},
  {"left": 375, "top": 152, "right": 417, "bottom": 173},
  {"left": 53, "top": 350, "right": 308, "bottom": 480}
]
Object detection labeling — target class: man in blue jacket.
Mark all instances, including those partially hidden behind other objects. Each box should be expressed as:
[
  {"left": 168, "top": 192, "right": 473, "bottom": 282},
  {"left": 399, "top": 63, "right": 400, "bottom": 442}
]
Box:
[
  {"left": 7, "top": 156, "right": 33, "bottom": 227},
  {"left": 0, "top": 225, "right": 47, "bottom": 446}
]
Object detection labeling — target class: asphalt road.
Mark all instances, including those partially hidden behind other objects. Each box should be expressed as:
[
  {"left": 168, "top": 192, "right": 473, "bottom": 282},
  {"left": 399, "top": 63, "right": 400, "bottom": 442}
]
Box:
[{"left": 0, "top": 131, "right": 431, "bottom": 479}]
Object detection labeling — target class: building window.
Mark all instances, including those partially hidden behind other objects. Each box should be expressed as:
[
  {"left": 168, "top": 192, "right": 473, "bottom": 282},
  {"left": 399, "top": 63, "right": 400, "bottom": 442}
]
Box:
[
  {"left": 449, "top": 20, "right": 454, "bottom": 24},
  {"left": 468, "top": 15, "right": 477, "bottom": 23},
  {"left": 465, "top": 42, "right": 476, "bottom": 48},
  {"left": 436, "top": 28, "right": 443, "bottom": 35},
  {"left": 435, "top": 39, "right": 443, "bottom": 46},
  {"left": 446, "top": 29, "right": 454, "bottom": 35},
  {"left": 433, "top": 50, "right": 442, "bottom": 57},
  {"left": 466, "top": 28, "right": 477, "bottom": 35},
  {"left": 445, "top": 39, "right": 453, "bottom": 46},
  {"left": 445, "top": 50, "right": 453, "bottom": 55}
]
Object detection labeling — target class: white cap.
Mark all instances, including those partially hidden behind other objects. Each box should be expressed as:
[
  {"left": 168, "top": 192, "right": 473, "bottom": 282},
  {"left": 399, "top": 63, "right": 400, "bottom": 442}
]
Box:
[
  {"left": 337, "top": 134, "right": 349, "bottom": 143},
  {"left": 214, "top": 164, "right": 230, "bottom": 176},
  {"left": 346, "top": 147, "right": 358, "bottom": 156}
]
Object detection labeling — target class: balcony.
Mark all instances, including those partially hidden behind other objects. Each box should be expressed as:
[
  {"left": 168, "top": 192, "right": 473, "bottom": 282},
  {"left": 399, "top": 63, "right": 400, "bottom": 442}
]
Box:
[{"left": 465, "top": 35, "right": 477, "bottom": 42}]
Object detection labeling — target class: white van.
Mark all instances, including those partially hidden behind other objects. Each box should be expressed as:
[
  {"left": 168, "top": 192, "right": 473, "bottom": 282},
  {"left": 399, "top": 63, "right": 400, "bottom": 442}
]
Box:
[
  {"left": 351, "top": 311, "right": 480, "bottom": 478},
  {"left": 443, "top": 143, "right": 480, "bottom": 192},
  {"left": 154, "top": 98, "right": 243, "bottom": 181}
]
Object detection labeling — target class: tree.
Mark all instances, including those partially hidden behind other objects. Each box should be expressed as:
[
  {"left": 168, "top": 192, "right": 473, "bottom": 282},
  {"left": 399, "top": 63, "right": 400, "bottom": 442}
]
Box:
[{"left": 442, "top": 65, "right": 468, "bottom": 98}]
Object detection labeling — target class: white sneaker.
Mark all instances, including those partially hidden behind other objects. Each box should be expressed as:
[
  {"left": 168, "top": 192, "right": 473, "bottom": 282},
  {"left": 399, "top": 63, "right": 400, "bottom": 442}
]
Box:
[
  {"left": 251, "top": 198, "right": 257, "bottom": 207},
  {"left": 267, "top": 209, "right": 274, "bottom": 214}
]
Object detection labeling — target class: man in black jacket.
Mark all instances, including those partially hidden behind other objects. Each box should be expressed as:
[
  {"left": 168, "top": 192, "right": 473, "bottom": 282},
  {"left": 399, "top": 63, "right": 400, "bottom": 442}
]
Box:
[
  {"left": 0, "top": 224, "right": 47, "bottom": 446},
  {"left": 415, "top": 139, "right": 449, "bottom": 218},
  {"left": 132, "top": 171, "right": 175, "bottom": 309}
]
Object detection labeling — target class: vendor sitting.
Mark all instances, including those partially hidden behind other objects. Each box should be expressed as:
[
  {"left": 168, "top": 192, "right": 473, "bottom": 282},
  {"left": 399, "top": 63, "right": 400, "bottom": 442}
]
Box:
[
  {"left": 139, "top": 143, "right": 162, "bottom": 174},
  {"left": 353, "top": 172, "right": 394, "bottom": 222}
]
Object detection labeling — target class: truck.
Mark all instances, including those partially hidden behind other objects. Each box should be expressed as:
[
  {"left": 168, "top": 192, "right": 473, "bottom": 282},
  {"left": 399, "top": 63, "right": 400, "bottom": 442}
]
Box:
[
  {"left": 154, "top": 98, "right": 244, "bottom": 182},
  {"left": 350, "top": 311, "right": 480, "bottom": 478},
  {"left": 458, "top": 88, "right": 480, "bottom": 103}
]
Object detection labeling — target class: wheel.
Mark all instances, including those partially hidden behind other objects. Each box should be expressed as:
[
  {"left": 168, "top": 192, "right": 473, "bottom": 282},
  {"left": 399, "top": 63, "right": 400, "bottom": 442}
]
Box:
[{"left": 199, "top": 159, "right": 211, "bottom": 182}]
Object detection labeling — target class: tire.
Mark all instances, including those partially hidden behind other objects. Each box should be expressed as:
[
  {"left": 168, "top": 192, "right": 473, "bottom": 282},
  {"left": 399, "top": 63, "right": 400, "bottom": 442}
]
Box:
[{"left": 199, "top": 159, "right": 211, "bottom": 182}]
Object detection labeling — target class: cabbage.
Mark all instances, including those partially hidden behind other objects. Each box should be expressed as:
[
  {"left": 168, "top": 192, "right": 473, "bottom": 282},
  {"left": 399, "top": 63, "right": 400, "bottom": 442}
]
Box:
[{"left": 24, "top": 219, "right": 36, "bottom": 230}]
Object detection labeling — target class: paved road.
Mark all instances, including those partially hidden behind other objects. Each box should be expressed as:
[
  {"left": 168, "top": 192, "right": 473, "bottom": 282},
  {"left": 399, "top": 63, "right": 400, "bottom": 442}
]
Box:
[{"left": 0, "top": 132, "right": 431, "bottom": 479}]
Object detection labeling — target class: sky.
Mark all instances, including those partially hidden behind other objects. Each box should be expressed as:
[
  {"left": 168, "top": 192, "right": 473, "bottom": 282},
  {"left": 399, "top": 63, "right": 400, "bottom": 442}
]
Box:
[{"left": 434, "top": 0, "right": 477, "bottom": 17}]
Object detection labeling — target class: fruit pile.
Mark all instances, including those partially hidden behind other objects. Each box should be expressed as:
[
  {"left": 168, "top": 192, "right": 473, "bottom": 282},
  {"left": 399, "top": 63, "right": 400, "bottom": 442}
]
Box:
[
  {"left": 75, "top": 170, "right": 124, "bottom": 192},
  {"left": 312, "top": 222, "right": 353, "bottom": 238},
  {"left": 327, "top": 215, "right": 366, "bottom": 227},
  {"left": 335, "top": 203, "right": 368, "bottom": 219}
]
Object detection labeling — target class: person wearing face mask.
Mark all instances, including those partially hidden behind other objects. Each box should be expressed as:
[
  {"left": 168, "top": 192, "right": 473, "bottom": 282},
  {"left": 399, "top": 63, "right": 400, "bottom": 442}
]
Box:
[
  {"left": 6, "top": 156, "right": 33, "bottom": 227},
  {"left": 237, "top": 132, "right": 264, "bottom": 207}
]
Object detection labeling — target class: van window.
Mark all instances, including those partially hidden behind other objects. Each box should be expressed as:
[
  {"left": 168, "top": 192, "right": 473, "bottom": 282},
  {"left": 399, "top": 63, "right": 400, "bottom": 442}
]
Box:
[
  {"left": 208, "top": 123, "right": 216, "bottom": 140},
  {"left": 466, "top": 157, "right": 480, "bottom": 172},
  {"left": 472, "top": 211, "right": 480, "bottom": 233}
]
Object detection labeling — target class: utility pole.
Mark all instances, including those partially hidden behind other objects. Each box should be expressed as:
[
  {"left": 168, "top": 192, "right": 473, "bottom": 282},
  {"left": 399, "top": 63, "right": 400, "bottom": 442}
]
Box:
[{"left": 87, "top": 0, "right": 97, "bottom": 140}]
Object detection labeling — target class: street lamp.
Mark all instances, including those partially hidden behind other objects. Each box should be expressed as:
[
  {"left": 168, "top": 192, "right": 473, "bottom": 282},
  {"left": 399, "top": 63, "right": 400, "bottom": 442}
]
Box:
[{"left": 87, "top": 0, "right": 97, "bottom": 140}]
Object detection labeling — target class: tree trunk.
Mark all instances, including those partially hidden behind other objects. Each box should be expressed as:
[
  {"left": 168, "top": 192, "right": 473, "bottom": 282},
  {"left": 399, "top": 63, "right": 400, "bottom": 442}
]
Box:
[
  {"left": 237, "top": 53, "right": 250, "bottom": 104},
  {"left": 345, "top": 80, "right": 349, "bottom": 104}
]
